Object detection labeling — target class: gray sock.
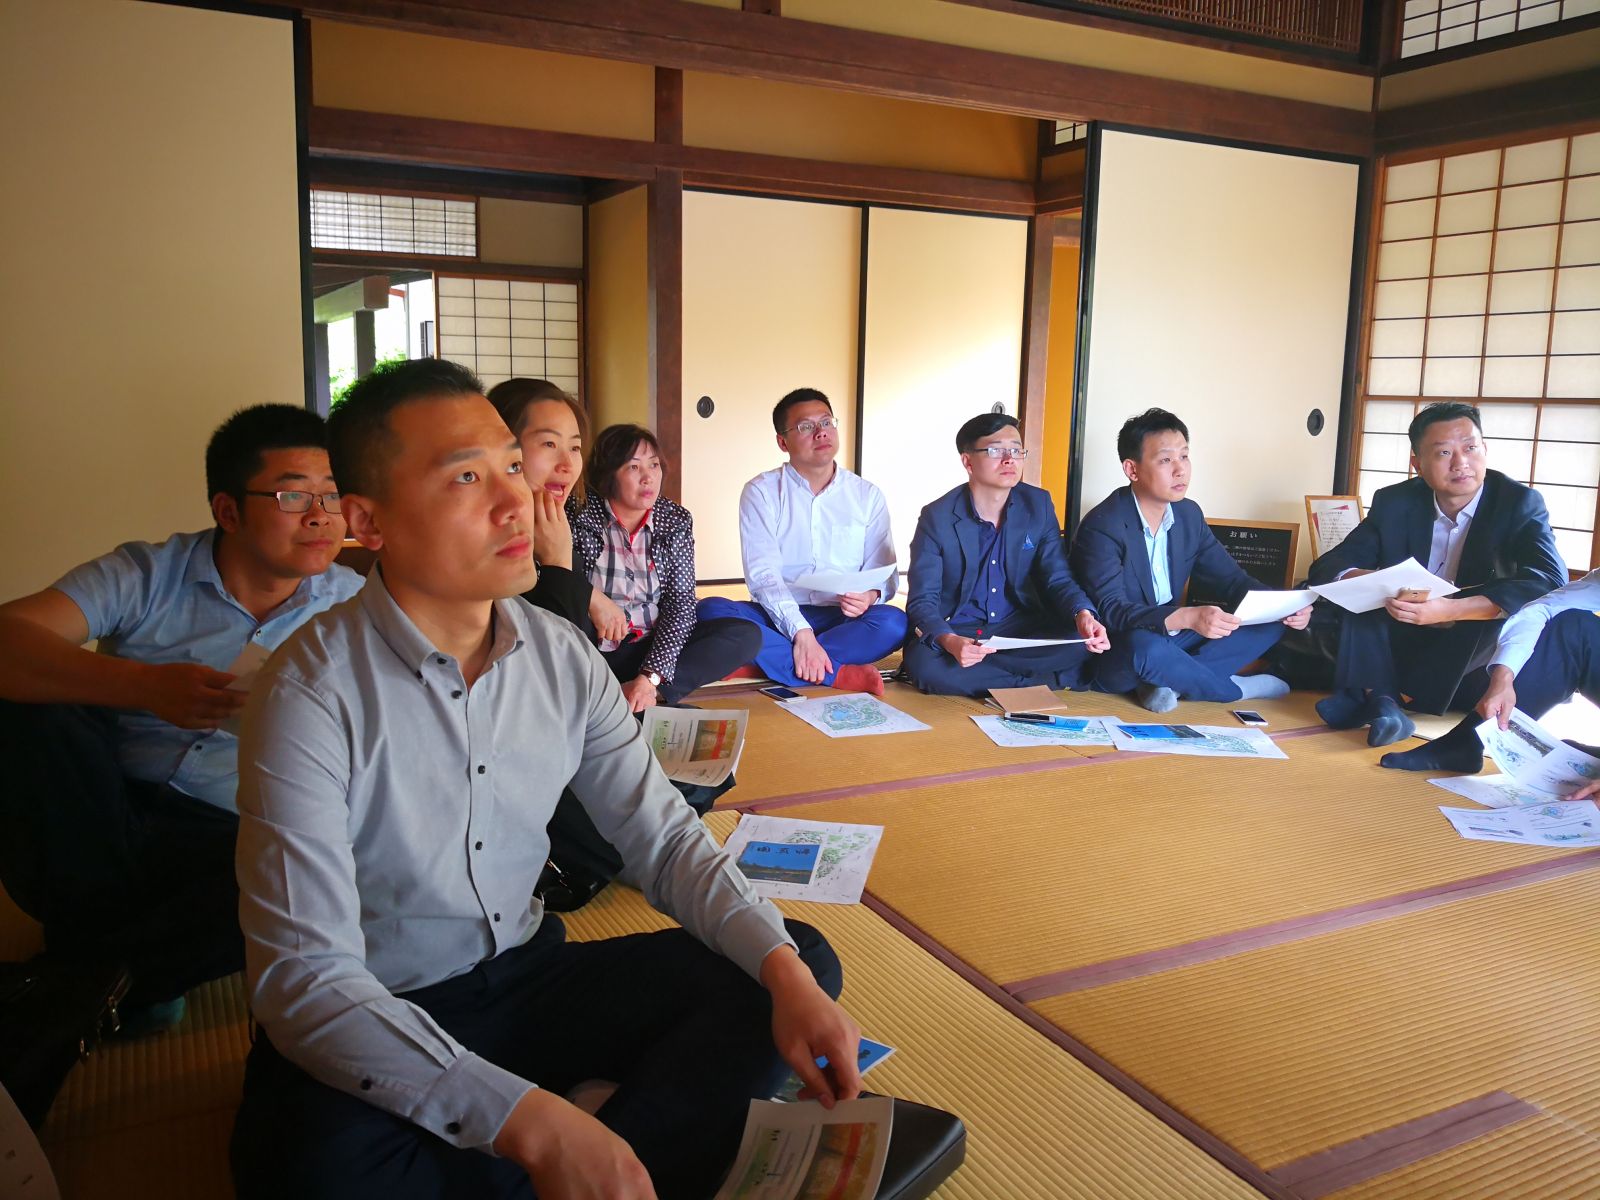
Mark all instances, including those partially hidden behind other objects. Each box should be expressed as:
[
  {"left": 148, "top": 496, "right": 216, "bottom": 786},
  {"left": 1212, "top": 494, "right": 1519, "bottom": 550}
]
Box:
[
  {"left": 1135, "top": 683, "right": 1179, "bottom": 713},
  {"left": 1232, "top": 673, "right": 1290, "bottom": 701}
]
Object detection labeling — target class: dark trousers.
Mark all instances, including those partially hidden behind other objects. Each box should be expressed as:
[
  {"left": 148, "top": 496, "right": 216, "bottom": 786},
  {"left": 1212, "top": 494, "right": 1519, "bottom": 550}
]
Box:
[
  {"left": 1331, "top": 608, "right": 1502, "bottom": 713},
  {"left": 695, "top": 599, "right": 908, "bottom": 688},
  {"left": 1092, "top": 622, "right": 1285, "bottom": 703},
  {"left": 0, "top": 701, "right": 242, "bottom": 1005},
  {"left": 902, "top": 615, "right": 1093, "bottom": 697},
  {"left": 1437, "top": 610, "right": 1600, "bottom": 743},
  {"left": 601, "top": 617, "right": 764, "bottom": 705},
  {"left": 231, "top": 917, "right": 842, "bottom": 1200}
]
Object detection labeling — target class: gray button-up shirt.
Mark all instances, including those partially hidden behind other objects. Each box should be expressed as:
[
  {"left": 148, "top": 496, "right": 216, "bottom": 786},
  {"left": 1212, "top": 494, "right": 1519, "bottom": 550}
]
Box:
[{"left": 236, "top": 569, "right": 794, "bottom": 1153}]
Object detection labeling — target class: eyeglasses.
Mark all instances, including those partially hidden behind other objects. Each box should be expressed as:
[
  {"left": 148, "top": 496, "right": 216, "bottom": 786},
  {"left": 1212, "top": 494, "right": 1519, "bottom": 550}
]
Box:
[
  {"left": 979, "top": 446, "right": 1029, "bottom": 461},
  {"left": 245, "top": 490, "right": 343, "bottom": 514},
  {"left": 785, "top": 417, "right": 837, "bottom": 437}
]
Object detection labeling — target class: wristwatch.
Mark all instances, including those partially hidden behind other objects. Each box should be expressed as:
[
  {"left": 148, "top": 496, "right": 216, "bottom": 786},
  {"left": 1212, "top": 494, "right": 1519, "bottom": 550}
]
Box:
[{"left": 645, "top": 671, "right": 662, "bottom": 688}]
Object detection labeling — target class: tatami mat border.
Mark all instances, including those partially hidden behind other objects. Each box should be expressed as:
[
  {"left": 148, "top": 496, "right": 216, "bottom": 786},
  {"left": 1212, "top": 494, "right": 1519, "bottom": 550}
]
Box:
[
  {"left": 1004, "top": 847, "right": 1600, "bottom": 1002},
  {"left": 1267, "top": 1092, "right": 1542, "bottom": 1199},
  {"left": 859, "top": 892, "right": 1297, "bottom": 1200},
  {"left": 725, "top": 716, "right": 1336, "bottom": 814}
]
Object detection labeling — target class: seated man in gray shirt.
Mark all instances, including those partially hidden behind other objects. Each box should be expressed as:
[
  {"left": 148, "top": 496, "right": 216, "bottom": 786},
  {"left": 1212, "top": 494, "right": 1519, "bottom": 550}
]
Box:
[{"left": 231, "top": 359, "right": 859, "bottom": 1200}]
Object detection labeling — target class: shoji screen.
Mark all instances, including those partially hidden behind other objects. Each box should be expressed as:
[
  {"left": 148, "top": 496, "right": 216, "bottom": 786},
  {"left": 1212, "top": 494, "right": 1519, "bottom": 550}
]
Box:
[
  {"left": 1077, "top": 131, "right": 1359, "bottom": 578},
  {"left": 858, "top": 208, "right": 1028, "bottom": 568},
  {"left": 0, "top": 0, "right": 303, "bottom": 598}
]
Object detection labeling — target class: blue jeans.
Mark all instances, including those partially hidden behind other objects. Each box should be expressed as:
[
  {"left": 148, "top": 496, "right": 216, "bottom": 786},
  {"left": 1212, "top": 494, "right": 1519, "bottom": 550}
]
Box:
[{"left": 694, "top": 598, "right": 907, "bottom": 687}]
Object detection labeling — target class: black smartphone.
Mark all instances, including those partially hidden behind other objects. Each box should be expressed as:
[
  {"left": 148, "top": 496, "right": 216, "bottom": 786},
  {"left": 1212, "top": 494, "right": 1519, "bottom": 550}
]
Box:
[
  {"left": 760, "top": 685, "right": 803, "bottom": 701},
  {"left": 1232, "top": 709, "right": 1268, "bottom": 726},
  {"left": 1003, "top": 711, "right": 1055, "bottom": 724}
]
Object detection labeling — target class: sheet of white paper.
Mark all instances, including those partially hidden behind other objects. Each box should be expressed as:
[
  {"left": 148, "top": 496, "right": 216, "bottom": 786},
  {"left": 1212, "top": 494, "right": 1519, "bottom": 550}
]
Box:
[
  {"left": 980, "top": 636, "right": 1088, "bottom": 650},
  {"left": 224, "top": 641, "right": 272, "bottom": 691},
  {"left": 1475, "top": 708, "right": 1600, "bottom": 799},
  {"left": 713, "top": 1096, "right": 893, "bottom": 1200},
  {"left": 969, "top": 713, "right": 1116, "bottom": 748},
  {"left": 1427, "top": 773, "right": 1555, "bottom": 809},
  {"left": 1438, "top": 800, "right": 1600, "bottom": 847},
  {"left": 778, "top": 694, "right": 931, "bottom": 739},
  {"left": 1232, "top": 589, "right": 1317, "bottom": 626},
  {"left": 1109, "top": 723, "right": 1288, "bottom": 760},
  {"left": 1308, "top": 557, "right": 1459, "bottom": 613},
  {"left": 721, "top": 814, "right": 884, "bottom": 905},
  {"left": 643, "top": 707, "right": 748, "bottom": 787},
  {"left": 0, "top": 1083, "right": 59, "bottom": 1200},
  {"left": 789, "top": 563, "right": 896, "bottom": 597}
]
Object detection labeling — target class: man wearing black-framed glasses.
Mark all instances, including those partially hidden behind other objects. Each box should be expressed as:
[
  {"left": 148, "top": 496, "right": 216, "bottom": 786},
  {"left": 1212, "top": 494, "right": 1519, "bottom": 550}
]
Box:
[
  {"left": 0, "top": 404, "right": 361, "bottom": 1034},
  {"left": 903, "top": 412, "right": 1110, "bottom": 696}
]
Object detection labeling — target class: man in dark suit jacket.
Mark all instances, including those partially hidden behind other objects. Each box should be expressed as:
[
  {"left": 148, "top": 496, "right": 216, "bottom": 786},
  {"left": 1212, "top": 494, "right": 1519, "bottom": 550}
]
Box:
[
  {"left": 1307, "top": 401, "right": 1566, "bottom": 746},
  {"left": 903, "top": 413, "right": 1109, "bottom": 696},
  {"left": 1072, "top": 409, "right": 1311, "bottom": 712}
]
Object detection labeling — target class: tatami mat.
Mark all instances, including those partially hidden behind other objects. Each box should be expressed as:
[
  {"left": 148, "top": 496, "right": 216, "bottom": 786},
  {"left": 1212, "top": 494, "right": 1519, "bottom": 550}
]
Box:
[
  {"left": 711, "top": 683, "right": 1330, "bottom": 805},
  {"left": 564, "top": 810, "right": 1263, "bottom": 1200},
  {"left": 765, "top": 731, "right": 1593, "bottom": 986},
  {"left": 1033, "top": 871, "right": 1600, "bottom": 1185}
]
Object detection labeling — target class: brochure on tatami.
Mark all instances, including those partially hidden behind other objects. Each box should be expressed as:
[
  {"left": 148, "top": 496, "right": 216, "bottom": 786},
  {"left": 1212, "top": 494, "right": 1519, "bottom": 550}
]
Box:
[
  {"left": 723, "top": 814, "right": 883, "bottom": 905},
  {"left": 1475, "top": 708, "right": 1600, "bottom": 800},
  {"left": 713, "top": 1096, "right": 893, "bottom": 1200},
  {"left": 643, "top": 707, "right": 748, "bottom": 787}
]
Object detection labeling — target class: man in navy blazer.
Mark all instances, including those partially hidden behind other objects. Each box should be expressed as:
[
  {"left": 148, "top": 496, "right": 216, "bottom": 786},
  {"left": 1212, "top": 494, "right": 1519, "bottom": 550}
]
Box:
[
  {"left": 1072, "top": 408, "right": 1311, "bottom": 712},
  {"left": 903, "top": 413, "right": 1109, "bottom": 696},
  {"left": 1306, "top": 401, "right": 1566, "bottom": 746}
]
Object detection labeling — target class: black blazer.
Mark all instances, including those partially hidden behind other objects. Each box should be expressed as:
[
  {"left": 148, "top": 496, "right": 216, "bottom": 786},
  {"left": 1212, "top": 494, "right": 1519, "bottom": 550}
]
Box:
[
  {"left": 905, "top": 482, "right": 1093, "bottom": 647},
  {"left": 1306, "top": 470, "right": 1566, "bottom": 617},
  {"left": 1070, "top": 486, "right": 1256, "bottom": 634}
]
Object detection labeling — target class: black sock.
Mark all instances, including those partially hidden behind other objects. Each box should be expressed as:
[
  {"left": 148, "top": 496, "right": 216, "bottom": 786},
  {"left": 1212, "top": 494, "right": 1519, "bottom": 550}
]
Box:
[
  {"left": 1380, "top": 720, "right": 1483, "bottom": 772},
  {"left": 1366, "top": 694, "right": 1416, "bottom": 748}
]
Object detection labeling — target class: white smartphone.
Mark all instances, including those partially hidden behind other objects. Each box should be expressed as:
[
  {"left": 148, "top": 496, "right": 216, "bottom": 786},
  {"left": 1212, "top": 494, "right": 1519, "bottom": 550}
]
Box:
[
  {"left": 1232, "top": 709, "right": 1268, "bottom": 726},
  {"left": 759, "top": 685, "right": 803, "bottom": 701}
]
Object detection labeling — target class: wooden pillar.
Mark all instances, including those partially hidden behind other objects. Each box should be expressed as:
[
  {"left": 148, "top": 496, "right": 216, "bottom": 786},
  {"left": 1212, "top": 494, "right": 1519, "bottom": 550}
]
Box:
[
  {"left": 312, "top": 322, "right": 331, "bottom": 414},
  {"left": 1017, "top": 214, "right": 1054, "bottom": 488},
  {"left": 650, "top": 68, "right": 684, "bottom": 502}
]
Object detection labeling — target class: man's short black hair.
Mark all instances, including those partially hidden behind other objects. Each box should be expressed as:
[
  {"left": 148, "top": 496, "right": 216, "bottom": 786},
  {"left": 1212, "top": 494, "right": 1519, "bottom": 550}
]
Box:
[
  {"left": 1407, "top": 401, "right": 1482, "bottom": 454},
  {"left": 772, "top": 388, "right": 832, "bottom": 436},
  {"left": 956, "top": 412, "right": 1020, "bottom": 455},
  {"left": 329, "top": 358, "right": 483, "bottom": 497},
  {"left": 1117, "top": 408, "right": 1189, "bottom": 464},
  {"left": 587, "top": 424, "right": 662, "bottom": 501},
  {"left": 204, "top": 404, "right": 329, "bottom": 504}
]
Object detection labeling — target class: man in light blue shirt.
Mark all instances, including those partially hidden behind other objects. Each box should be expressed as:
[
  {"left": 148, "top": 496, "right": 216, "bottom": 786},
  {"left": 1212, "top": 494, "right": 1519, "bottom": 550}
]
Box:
[
  {"left": 231, "top": 360, "right": 859, "bottom": 1200},
  {"left": 0, "top": 405, "right": 360, "bottom": 1021}
]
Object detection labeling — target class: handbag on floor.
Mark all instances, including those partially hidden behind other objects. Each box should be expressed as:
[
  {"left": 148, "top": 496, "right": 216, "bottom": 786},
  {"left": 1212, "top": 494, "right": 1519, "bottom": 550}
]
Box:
[{"left": 0, "top": 956, "right": 130, "bottom": 1128}]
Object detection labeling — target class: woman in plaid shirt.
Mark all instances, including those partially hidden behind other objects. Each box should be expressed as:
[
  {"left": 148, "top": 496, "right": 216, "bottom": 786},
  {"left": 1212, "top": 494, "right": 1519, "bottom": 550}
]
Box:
[{"left": 573, "top": 424, "right": 762, "bottom": 711}]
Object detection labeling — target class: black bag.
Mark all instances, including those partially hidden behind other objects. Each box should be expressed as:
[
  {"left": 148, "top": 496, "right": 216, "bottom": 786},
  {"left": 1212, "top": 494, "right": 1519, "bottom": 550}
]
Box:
[{"left": 0, "top": 957, "right": 130, "bottom": 1128}]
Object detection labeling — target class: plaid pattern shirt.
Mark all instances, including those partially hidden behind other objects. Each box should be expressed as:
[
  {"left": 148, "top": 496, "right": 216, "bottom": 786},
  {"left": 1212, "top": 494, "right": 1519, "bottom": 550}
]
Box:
[
  {"left": 591, "top": 505, "right": 659, "bottom": 652},
  {"left": 573, "top": 493, "right": 699, "bottom": 682}
]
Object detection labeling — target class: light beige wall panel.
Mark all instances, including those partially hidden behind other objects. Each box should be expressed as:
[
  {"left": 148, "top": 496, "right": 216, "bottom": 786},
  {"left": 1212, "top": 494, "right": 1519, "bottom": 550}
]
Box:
[
  {"left": 585, "top": 188, "right": 651, "bottom": 434},
  {"left": 310, "top": 20, "right": 655, "bottom": 140},
  {"left": 785, "top": 0, "right": 1372, "bottom": 110},
  {"left": 1078, "top": 131, "right": 1359, "bottom": 579},
  {"left": 478, "top": 198, "right": 584, "bottom": 269},
  {"left": 682, "top": 192, "right": 862, "bottom": 580},
  {"left": 858, "top": 208, "right": 1028, "bottom": 569},
  {"left": 1380, "top": 27, "right": 1600, "bottom": 109},
  {"left": 0, "top": 0, "right": 303, "bottom": 600},
  {"left": 683, "top": 72, "right": 1036, "bottom": 180}
]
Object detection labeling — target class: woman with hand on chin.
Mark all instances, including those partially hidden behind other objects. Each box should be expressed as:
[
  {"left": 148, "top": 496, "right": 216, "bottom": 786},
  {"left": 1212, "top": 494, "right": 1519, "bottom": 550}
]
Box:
[
  {"left": 573, "top": 424, "right": 762, "bottom": 712},
  {"left": 488, "top": 378, "right": 606, "bottom": 632}
]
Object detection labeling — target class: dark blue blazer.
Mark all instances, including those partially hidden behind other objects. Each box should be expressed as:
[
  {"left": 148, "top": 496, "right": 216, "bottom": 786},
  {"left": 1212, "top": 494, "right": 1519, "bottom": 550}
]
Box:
[
  {"left": 1070, "top": 486, "right": 1255, "bottom": 634},
  {"left": 905, "top": 482, "right": 1093, "bottom": 648},
  {"left": 1306, "top": 470, "right": 1565, "bottom": 615}
]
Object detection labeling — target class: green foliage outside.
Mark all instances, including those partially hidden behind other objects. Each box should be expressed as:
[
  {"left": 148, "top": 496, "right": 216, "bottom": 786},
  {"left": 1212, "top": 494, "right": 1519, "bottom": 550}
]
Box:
[{"left": 330, "top": 352, "right": 411, "bottom": 411}]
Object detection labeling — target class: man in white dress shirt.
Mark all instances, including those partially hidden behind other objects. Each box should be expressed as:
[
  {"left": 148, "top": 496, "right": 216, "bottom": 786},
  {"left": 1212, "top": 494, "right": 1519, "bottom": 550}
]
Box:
[
  {"left": 698, "top": 388, "right": 906, "bottom": 694},
  {"left": 1380, "top": 566, "right": 1600, "bottom": 791}
]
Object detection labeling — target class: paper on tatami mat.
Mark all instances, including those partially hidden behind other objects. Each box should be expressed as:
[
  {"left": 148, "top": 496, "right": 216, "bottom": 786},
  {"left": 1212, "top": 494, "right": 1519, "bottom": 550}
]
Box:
[
  {"left": 711, "top": 683, "right": 1331, "bottom": 804},
  {"left": 768, "top": 731, "right": 1593, "bottom": 986},
  {"left": 565, "top": 817, "right": 1261, "bottom": 1200},
  {"left": 1033, "top": 872, "right": 1600, "bottom": 1191}
]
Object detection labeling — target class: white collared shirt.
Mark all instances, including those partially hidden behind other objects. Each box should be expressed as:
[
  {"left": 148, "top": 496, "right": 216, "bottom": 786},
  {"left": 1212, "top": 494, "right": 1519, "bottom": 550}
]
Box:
[
  {"left": 1429, "top": 485, "right": 1484, "bottom": 584},
  {"left": 1493, "top": 568, "right": 1600, "bottom": 676},
  {"left": 738, "top": 462, "right": 898, "bottom": 640}
]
